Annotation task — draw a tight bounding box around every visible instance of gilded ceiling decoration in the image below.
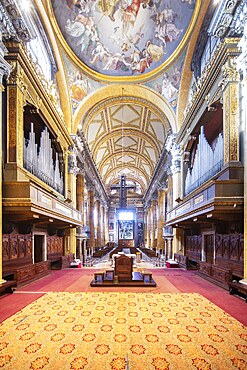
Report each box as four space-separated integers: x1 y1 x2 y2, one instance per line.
51 0 198 79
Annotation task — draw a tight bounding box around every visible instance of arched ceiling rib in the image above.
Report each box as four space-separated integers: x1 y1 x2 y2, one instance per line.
80 91 172 196
98 150 154 174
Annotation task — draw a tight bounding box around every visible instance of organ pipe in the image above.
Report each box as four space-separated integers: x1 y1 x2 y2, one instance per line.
185 126 223 195
23 122 64 194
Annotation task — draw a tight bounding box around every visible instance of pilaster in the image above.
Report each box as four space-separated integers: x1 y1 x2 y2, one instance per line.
87 185 95 251
144 208 148 247
157 186 166 251
67 146 79 207
76 169 85 225
6 59 25 170
101 205 105 246
171 144 182 207
104 206 109 244
147 205 151 248
151 197 157 248
95 199 101 248
221 57 240 163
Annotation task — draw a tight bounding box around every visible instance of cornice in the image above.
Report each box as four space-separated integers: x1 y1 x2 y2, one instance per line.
143 131 172 204
73 133 109 204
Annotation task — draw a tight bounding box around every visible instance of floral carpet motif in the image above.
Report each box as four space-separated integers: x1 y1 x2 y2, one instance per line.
0 292 246 369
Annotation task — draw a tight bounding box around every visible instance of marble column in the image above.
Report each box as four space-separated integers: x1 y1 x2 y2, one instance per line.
157 187 166 251
0 37 11 285
150 198 157 249
105 206 109 245
101 205 105 246
95 199 101 248
167 238 173 259
88 187 95 253
165 239 169 260
146 205 151 248
144 208 148 247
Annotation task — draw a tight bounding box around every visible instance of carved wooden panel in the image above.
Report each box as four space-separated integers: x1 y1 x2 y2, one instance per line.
229 234 239 260
14 264 36 284
199 261 212 276
14 261 51 285
47 236 63 254
185 235 201 261
2 235 10 261
215 234 222 258
2 234 32 261
211 266 232 284
35 261 51 274
222 235 230 259
239 235 244 261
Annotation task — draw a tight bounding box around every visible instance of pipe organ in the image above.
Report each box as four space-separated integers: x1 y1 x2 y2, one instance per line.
24 122 64 194
185 127 223 195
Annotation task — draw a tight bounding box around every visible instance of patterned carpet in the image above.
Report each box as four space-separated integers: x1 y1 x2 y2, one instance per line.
0 292 246 370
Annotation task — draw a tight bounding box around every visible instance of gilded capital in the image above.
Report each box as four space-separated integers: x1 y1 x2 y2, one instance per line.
221 58 240 90
7 60 26 92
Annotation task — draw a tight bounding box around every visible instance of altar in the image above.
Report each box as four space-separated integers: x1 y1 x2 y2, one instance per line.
90 254 156 287
111 253 137 267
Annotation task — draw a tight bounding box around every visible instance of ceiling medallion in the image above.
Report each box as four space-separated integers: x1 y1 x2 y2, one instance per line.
50 0 200 81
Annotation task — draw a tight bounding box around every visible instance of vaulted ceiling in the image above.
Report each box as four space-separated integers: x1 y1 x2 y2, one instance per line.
83 98 169 194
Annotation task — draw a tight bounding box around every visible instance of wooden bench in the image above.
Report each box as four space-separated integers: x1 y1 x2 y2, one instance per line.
229 281 247 302
0 280 16 295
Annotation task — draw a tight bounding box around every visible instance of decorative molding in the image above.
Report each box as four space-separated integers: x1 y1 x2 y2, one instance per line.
0 0 32 42
68 146 79 176
171 144 182 175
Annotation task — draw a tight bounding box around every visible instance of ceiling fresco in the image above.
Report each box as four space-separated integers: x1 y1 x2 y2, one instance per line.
52 0 196 78
145 49 186 112
62 52 104 111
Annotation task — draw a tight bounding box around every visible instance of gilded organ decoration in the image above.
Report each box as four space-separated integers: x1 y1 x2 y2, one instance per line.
51 0 197 78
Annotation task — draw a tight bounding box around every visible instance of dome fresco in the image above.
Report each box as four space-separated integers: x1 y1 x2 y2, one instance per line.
52 0 196 78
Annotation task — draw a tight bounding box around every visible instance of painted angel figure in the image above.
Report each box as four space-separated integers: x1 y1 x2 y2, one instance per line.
161 72 178 103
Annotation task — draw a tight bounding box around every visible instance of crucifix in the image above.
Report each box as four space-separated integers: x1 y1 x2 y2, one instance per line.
111 174 136 208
